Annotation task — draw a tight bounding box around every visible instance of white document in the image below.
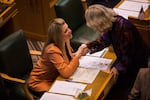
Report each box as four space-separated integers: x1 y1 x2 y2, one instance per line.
118 1 149 12
70 67 100 84
79 56 112 70
126 0 150 3
86 48 109 57
113 8 139 19
40 92 75 100
49 80 87 96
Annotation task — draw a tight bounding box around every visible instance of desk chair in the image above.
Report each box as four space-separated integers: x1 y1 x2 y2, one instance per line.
0 29 41 100
128 16 150 56
54 0 99 51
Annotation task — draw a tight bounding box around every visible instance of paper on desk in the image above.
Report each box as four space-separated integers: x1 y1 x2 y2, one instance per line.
49 80 87 96
118 0 149 12
113 8 139 19
40 92 75 100
79 56 112 70
70 67 100 84
126 0 150 3
86 48 108 57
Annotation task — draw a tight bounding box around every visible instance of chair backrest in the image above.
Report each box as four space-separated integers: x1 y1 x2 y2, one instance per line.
54 0 85 33
0 29 33 79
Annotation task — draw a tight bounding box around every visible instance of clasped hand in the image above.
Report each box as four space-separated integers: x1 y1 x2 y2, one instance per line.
74 44 89 57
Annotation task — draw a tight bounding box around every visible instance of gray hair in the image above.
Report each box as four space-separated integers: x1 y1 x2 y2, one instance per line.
85 4 117 33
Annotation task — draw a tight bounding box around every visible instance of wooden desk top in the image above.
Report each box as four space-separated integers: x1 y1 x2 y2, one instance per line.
0 2 18 28
0 0 14 5
56 47 117 100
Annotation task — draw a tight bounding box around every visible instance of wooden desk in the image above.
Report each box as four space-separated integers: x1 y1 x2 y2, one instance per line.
114 0 124 8
55 48 117 100
0 2 18 28
0 2 18 41
81 0 88 10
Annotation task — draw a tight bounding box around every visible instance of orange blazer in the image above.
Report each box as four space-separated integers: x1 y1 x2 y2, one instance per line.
28 44 79 92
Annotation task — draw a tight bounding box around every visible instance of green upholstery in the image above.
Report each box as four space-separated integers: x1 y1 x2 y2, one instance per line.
55 0 85 31
71 24 100 50
55 0 99 51
0 29 33 100
0 29 33 78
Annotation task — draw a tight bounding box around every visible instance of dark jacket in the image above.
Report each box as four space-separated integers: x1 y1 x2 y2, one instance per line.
128 68 150 100
87 15 148 74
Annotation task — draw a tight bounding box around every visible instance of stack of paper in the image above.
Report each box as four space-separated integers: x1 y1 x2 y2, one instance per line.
86 48 108 57
40 92 75 100
79 56 112 70
128 0 150 3
117 0 149 12
70 67 100 84
114 0 150 19
69 51 112 84
113 8 139 19
49 80 87 96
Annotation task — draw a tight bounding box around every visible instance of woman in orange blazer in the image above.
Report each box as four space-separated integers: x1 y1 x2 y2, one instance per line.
28 18 86 97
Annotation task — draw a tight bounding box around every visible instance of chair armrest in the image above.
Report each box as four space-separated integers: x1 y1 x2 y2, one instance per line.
0 72 35 100
23 83 34 100
0 72 25 84
29 50 42 56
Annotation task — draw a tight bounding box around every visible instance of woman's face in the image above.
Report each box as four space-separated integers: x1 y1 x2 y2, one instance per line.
61 23 72 41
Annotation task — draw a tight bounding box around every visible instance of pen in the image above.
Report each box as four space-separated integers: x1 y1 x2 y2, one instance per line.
65 80 77 83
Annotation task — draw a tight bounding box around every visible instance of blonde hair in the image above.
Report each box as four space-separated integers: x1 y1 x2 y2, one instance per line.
85 4 117 33
43 18 65 54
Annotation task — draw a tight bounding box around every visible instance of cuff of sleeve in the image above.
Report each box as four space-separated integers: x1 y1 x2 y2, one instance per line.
115 63 126 73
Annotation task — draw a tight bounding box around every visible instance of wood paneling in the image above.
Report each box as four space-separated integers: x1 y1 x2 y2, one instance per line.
13 0 57 41
128 16 150 56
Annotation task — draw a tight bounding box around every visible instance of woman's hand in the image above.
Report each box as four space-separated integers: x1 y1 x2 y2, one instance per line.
75 44 89 58
80 44 89 56
110 67 119 83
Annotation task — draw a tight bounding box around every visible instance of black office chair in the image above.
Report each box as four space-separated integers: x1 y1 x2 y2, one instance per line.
54 0 99 51
0 29 41 100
